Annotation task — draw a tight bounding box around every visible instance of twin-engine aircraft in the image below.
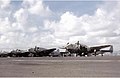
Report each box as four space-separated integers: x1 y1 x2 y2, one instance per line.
62 41 113 56
0 42 113 57
8 47 56 57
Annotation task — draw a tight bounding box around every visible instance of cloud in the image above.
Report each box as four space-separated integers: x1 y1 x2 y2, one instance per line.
14 8 28 25
0 0 10 9
0 0 53 50
23 0 52 16
44 2 120 50
0 1 120 51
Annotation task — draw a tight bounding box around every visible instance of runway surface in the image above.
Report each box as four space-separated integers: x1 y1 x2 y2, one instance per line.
0 56 120 77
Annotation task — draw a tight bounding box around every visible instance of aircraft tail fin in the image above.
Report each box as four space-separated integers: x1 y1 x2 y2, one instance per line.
110 45 113 53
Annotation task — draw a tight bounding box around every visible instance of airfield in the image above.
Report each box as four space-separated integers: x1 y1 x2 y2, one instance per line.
0 56 120 77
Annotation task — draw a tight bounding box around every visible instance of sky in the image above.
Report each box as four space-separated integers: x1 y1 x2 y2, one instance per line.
0 0 120 51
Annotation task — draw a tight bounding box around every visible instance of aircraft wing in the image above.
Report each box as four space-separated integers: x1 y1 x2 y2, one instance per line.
35 48 56 56
90 45 112 50
90 44 113 54
42 48 56 53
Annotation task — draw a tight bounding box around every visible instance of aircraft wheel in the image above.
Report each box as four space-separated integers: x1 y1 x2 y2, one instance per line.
101 54 103 56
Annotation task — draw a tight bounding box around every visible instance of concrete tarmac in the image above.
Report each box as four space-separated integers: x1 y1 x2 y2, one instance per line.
0 56 120 77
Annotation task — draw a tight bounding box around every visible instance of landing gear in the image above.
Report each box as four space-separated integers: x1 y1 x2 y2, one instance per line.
94 52 97 56
101 53 103 56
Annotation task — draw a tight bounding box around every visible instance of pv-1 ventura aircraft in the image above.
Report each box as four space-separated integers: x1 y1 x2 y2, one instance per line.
8 46 56 57
32 46 56 57
61 41 113 56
